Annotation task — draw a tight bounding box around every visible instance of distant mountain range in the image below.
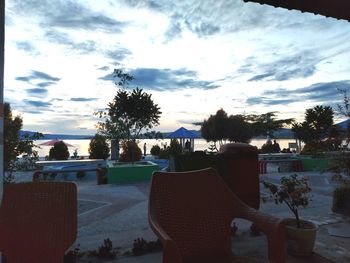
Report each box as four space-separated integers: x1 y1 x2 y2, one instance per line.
20 131 93 140
20 128 294 140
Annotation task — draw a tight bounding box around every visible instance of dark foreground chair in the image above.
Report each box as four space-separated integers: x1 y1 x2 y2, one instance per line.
0 182 77 263
149 168 285 263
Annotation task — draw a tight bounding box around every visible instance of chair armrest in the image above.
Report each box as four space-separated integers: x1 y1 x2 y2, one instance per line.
236 207 286 263
148 211 182 263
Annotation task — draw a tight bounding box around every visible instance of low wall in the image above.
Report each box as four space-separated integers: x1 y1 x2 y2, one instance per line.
107 161 160 184
295 156 332 171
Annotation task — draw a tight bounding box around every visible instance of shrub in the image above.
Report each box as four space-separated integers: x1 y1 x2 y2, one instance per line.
260 143 275 154
332 183 350 215
88 238 118 260
150 145 161 156
158 148 170 159
49 141 70 160
76 171 85 180
132 238 162 256
89 134 110 159
119 140 142 162
168 139 182 156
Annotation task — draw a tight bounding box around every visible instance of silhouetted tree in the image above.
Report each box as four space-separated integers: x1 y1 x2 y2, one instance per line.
49 141 70 160
227 115 253 143
201 109 253 149
246 112 293 138
4 103 42 183
292 105 334 144
97 69 161 162
89 134 110 160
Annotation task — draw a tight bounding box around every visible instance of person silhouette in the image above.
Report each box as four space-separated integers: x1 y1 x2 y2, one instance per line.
273 140 281 153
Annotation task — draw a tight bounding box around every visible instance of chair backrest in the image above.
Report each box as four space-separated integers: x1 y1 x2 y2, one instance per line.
0 182 77 263
149 168 236 261
169 143 260 210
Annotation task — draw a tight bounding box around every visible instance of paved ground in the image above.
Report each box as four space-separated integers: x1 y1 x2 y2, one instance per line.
13 169 350 262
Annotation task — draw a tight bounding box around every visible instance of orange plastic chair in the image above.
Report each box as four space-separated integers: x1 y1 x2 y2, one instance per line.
149 168 285 263
0 182 77 263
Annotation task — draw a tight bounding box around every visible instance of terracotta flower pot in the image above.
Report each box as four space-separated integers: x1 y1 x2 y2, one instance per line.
283 218 317 256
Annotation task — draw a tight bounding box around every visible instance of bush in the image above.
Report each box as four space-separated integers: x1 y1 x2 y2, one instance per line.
332 183 350 215
150 145 161 156
89 134 110 159
119 140 142 162
158 148 170 159
260 143 275 154
301 141 339 155
49 141 70 160
88 238 118 260
168 139 182 156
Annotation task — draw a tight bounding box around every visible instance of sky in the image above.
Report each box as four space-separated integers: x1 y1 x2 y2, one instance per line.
4 0 350 135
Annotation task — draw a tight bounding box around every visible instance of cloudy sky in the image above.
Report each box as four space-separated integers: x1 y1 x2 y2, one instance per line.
4 0 350 135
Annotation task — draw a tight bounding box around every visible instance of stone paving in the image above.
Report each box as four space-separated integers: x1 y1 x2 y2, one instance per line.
12 169 350 262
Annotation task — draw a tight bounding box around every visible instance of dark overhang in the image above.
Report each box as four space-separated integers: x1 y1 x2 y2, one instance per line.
243 0 350 22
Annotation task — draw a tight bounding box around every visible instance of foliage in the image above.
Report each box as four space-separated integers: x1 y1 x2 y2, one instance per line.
292 105 334 145
150 145 161 156
105 87 161 140
227 115 253 143
158 148 170 159
96 70 161 162
76 171 85 180
263 174 312 228
336 89 350 147
97 70 161 141
328 151 350 180
332 183 350 215
201 109 253 147
246 112 293 138
49 141 70 160
260 142 275 154
88 134 110 159
144 131 163 139
88 238 118 260
64 245 83 263
132 238 162 256
4 103 42 182
168 139 183 156
119 140 142 162
301 140 340 155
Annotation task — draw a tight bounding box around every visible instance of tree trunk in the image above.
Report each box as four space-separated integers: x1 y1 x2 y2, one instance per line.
110 139 119 160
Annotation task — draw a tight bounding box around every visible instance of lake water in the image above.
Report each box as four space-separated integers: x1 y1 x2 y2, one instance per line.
35 138 298 158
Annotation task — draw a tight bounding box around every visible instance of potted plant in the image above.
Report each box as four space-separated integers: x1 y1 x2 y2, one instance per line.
263 174 316 256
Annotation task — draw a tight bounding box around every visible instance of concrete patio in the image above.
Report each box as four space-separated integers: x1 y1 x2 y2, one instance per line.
14 169 350 262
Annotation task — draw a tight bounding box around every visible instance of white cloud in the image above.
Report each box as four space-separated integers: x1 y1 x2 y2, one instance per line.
4 0 350 134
